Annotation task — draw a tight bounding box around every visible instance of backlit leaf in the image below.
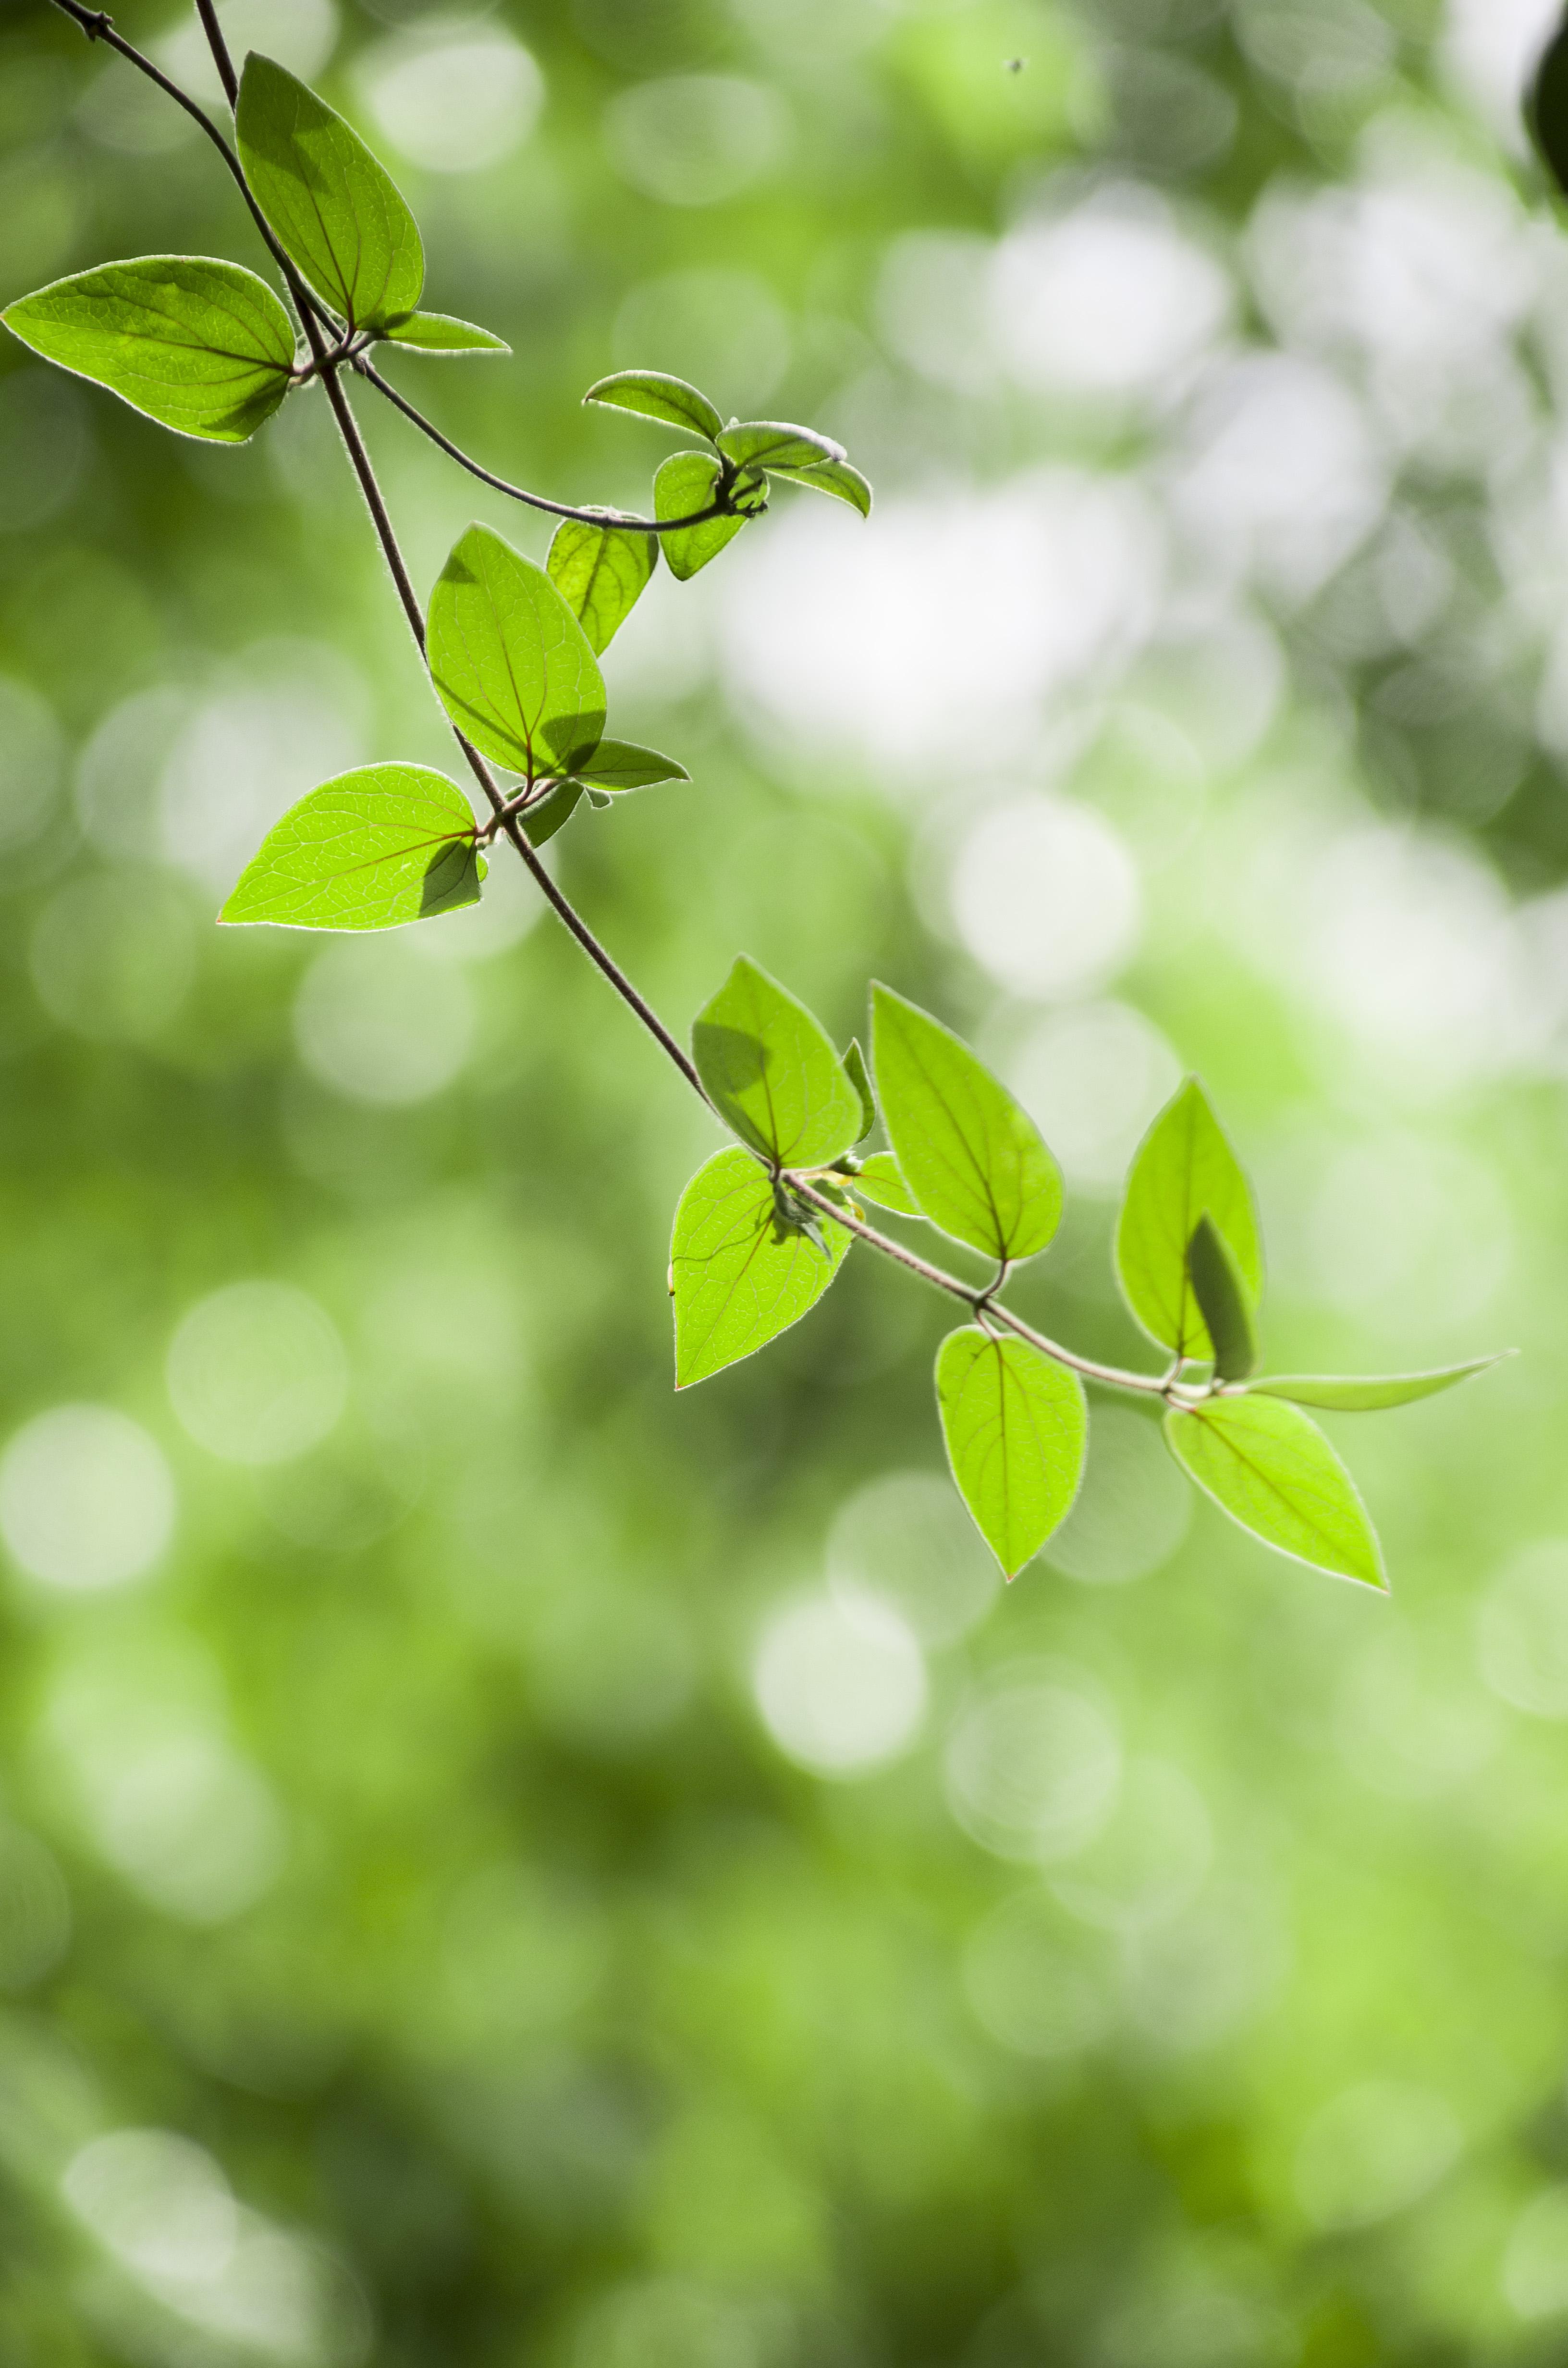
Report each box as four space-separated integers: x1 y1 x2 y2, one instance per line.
767 456 872 517
843 1039 875 1143
692 957 862 1170
517 779 582 847
1164 1395 1385 1588
1249 1357 1509 1412
219 764 483 929
851 1153 922 1217
379 311 509 353
567 740 687 792
654 450 752 581
236 54 423 330
1187 1213 1258 1381
546 516 657 654
584 369 723 442
1116 1078 1262 1361
2 256 294 444
428 524 606 780
871 983 1062 1262
936 1327 1087 1579
715 420 846 472
671 1147 850 1387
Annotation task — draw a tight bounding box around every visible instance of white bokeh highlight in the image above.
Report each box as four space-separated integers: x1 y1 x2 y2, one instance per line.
753 1594 926 1779
0 1406 174 1592
167 1281 348 1467
356 23 542 174
951 797 1142 1000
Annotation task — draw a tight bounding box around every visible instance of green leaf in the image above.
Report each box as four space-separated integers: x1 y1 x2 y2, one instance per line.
671 1147 850 1387
379 311 509 354
870 983 1062 1263
219 764 483 930
428 524 606 781
546 517 657 654
1187 1213 1258 1382
566 740 688 793
692 957 863 1171
236 53 422 331
1249 1356 1510 1412
936 1328 1087 1580
715 420 846 472
2 256 294 444
851 1153 922 1217
584 369 723 442
843 1039 875 1143
1116 1077 1262 1362
654 451 753 581
1530 13 1568 201
517 779 583 847
767 456 873 517
1164 1396 1385 1589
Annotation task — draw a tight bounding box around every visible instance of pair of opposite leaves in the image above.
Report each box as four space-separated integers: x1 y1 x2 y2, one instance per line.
1 53 869 534
671 959 1503 1586
1 56 506 448
221 521 690 930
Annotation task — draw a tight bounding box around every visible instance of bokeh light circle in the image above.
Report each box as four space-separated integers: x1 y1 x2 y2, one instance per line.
0 1406 175 1591
166 1282 348 1467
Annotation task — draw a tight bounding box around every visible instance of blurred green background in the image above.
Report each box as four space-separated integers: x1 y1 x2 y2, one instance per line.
5 0 1568 2357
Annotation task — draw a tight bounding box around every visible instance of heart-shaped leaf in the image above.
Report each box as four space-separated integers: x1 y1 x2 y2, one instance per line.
237 53 423 331
3 256 294 444
693 957 862 1171
220 764 483 929
671 1148 850 1386
871 983 1062 1262
546 516 657 654
584 369 723 442
937 1327 1087 1579
428 524 606 781
1164 1395 1385 1588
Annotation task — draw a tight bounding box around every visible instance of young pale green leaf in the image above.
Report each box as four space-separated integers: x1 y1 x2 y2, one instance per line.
714 420 846 472
2 256 294 444
1116 1077 1262 1361
1249 1356 1510 1412
237 54 421 330
567 740 688 792
766 456 873 517
584 369 723 442
654 451 751 581
1530 12 1568 201
692 957 862 1170
843 1039 875 1143
1187 1213 1258 1382
871 984 1062 1262
546 517 657 654
219 764 483 929
1164 1395 1385 1589
851 1153 922 1217
936 1328 1087 1579
671 1147 850 1387
379 310 509 354
428 525 606 780
519 779 582 847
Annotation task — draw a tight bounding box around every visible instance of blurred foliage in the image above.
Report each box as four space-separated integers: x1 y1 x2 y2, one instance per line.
3 0 1568 2360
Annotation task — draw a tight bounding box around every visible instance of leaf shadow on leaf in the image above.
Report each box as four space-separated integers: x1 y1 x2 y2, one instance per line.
419 837 482 917
692 1022 770 1102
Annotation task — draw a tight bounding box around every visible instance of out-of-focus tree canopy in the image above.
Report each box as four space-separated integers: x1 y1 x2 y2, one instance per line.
3 0 1568 2359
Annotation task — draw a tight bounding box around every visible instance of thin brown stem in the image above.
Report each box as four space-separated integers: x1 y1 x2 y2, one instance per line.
61 0 1176 1403
787 1182 1180 1400
353 358 735 536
